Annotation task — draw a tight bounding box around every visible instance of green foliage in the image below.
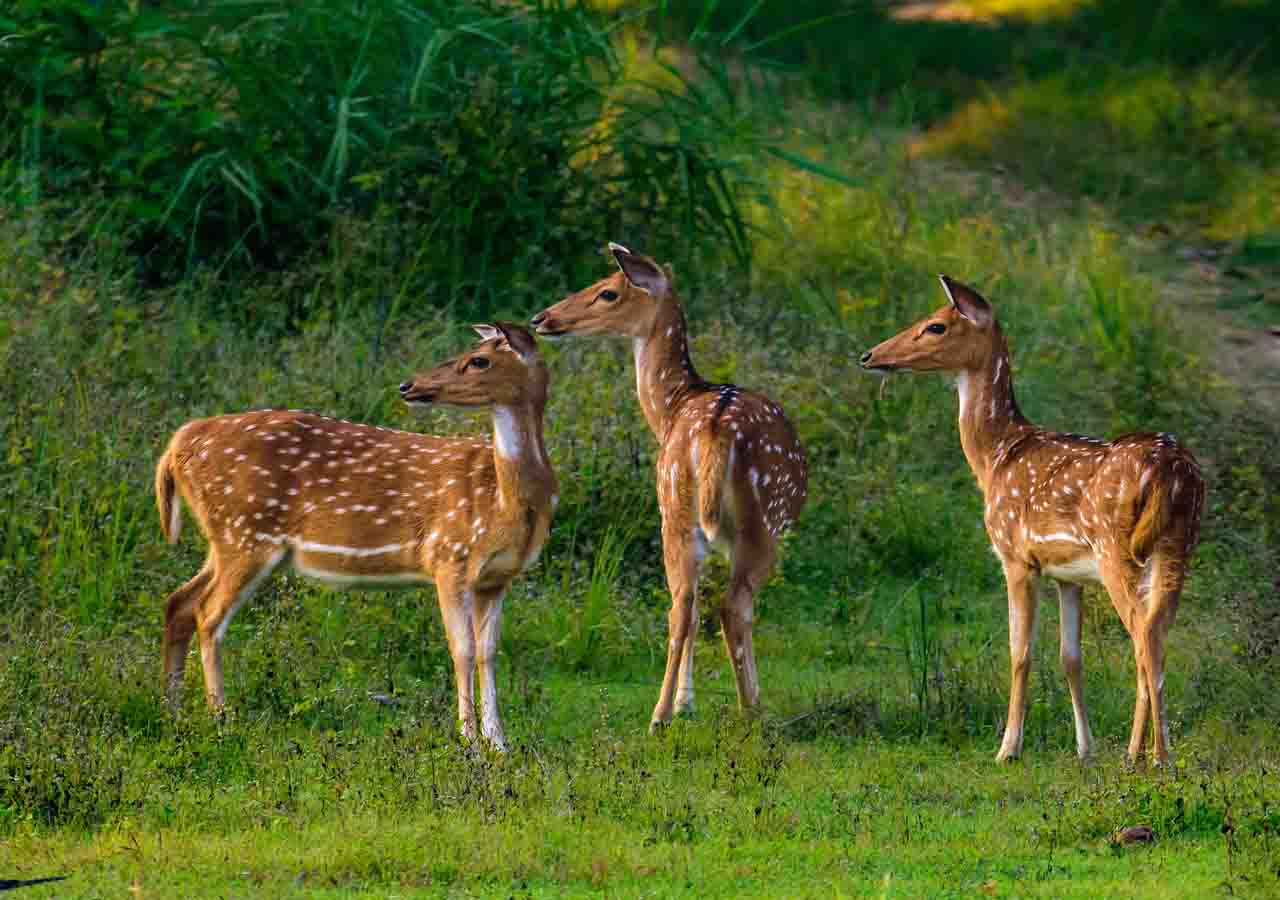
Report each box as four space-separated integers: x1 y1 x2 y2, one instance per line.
657 0 1280 109
558 522 638 672
2 2 1280 895
0 0 756 318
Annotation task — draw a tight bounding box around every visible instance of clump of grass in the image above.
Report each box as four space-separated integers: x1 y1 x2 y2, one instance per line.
0 0 759 320
559 523 637 673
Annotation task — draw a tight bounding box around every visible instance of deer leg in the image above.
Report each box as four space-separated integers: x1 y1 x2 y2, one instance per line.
996 561 1037 762
1056 581 1093 759
1099 563 1150 762
471 586 507 752
196 550 285 712
674 593 698 716
1140 617 1171 767
721 525 775 715
437 573 479 746
1128 658 1152 763
1141 555 1184 766
163 560 215 708
651 526 699 732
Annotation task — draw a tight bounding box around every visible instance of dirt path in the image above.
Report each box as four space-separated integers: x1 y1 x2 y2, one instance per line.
1162 245 1280 416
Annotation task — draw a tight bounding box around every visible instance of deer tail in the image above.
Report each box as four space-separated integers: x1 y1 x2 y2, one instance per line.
696 431 732 543
1129 488 1169 564
156 439 183 545
1129 454 1201 563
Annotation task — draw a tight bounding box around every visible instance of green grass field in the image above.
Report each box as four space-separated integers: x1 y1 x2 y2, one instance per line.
2 1 1279 896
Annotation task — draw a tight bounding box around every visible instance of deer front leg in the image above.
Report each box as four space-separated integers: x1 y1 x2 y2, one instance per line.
471 586 508 752
651 524 700 732
436 572 479 746
1056 581 1093 759
996 560 1037 762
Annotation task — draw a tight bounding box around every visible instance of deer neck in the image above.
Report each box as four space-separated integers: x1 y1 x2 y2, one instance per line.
491 402 556 514
632 299 705 439
956 332 1028 495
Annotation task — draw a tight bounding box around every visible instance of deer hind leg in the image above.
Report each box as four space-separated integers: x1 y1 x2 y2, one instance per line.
1139 553 1185 766
163 559 215 708
1099 561 1149 762
674 592 698 716
195 549 286 712
721 519 775 716
651 522 700 732
437 572 479 746
1056 581 1094 759
1128 659 1152 763
997 561 1037 762
471 586 507 752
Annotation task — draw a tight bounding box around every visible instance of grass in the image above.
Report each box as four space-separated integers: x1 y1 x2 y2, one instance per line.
0 0 761 314
2 1 1280 896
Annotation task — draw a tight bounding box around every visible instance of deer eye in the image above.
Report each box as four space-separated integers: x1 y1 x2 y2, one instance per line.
925 322 947 335
469 356 491 370
599 289 618 302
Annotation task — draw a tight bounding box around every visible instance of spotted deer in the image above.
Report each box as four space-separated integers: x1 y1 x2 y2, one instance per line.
154 322 556 751
861 277 1204 764
532 243 807 730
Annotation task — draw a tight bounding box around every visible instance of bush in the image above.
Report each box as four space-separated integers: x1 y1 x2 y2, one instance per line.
0 0 755 318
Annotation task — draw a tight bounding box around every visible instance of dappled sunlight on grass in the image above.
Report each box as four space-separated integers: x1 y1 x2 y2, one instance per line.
912 67 1280 242
1209 169 1280 242
965 0 1090 18
894 0 1090 23
574 26 689 172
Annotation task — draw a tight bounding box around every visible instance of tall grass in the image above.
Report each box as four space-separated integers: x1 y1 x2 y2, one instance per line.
0 0 761 318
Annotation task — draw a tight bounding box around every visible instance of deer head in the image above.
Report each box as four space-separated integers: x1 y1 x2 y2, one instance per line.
400 321 546 409
859 276 998 374
531 243 675 339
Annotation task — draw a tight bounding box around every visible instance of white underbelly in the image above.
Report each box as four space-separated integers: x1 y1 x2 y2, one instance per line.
1043 555 1101 584
292 555 432 590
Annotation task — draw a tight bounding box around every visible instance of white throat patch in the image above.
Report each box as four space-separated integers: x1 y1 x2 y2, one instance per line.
956 371 974 420
493 407 524 459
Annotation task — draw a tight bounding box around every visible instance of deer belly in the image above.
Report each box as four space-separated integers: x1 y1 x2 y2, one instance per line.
482 547 523 582
1042 555 1101 584
290 541 429 589
481 532 547 583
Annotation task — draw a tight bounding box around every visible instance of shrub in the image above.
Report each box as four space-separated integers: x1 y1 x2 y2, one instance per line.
0 0 755 318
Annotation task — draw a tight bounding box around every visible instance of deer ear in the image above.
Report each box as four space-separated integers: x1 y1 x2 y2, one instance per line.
472 323 504 342
609 242 668 297
939 275 993 328
493 321 539 361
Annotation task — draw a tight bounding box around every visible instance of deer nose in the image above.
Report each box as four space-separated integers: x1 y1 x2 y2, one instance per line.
398 380 413 395
530 311 546 328
859 350 873 365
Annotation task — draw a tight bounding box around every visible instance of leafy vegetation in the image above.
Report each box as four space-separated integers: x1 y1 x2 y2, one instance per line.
0 0 755 316
2 1 1279 896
